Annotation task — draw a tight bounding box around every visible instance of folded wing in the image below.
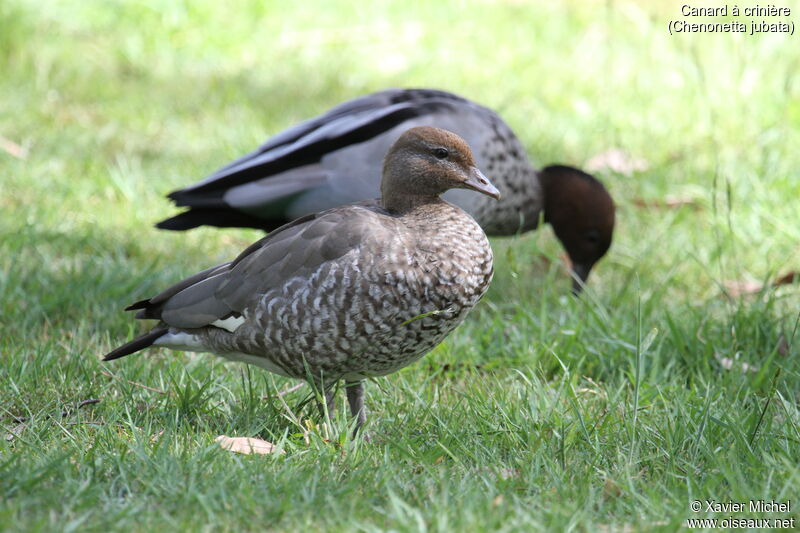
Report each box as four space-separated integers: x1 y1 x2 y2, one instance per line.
140 205 391 329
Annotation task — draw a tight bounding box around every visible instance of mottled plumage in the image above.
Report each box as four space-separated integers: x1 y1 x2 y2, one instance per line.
104 127 499 430
157 88 615 290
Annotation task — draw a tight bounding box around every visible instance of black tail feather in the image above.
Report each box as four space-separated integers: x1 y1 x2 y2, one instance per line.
156 208 288 232
103 328 169 361
125 299 151 311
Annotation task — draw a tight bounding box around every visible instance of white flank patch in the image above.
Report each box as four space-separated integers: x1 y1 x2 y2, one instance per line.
211 315 246 332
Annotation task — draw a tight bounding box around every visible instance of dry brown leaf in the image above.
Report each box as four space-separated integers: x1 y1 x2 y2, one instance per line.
773 271 798 287
0 136 27 159
724 271 799 296
585 148 649 176
632 195 701 210
215 435 284 455
723 279 765 296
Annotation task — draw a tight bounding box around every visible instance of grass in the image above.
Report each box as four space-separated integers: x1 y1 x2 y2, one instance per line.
1 0 799 530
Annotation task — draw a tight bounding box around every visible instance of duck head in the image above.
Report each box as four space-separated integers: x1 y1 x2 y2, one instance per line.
381 126 501 212
539 165 615 294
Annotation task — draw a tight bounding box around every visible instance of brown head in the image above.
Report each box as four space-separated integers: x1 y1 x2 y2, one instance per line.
381 126 501 212
539 165 615 293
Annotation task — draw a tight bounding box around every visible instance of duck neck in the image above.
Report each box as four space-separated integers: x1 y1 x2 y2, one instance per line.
381 194 443 214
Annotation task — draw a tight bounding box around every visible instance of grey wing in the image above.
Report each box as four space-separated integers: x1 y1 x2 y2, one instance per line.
165 89 475 209
134 205 391 330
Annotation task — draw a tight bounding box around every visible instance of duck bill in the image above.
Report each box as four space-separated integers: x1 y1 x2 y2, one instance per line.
463 167 501 200
571 262 593 295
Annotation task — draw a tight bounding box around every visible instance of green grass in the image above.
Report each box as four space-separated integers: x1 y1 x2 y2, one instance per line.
2 0 799 530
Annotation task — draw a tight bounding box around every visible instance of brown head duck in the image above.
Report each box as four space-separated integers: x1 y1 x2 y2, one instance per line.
104 126 499 431
157 88 615 291
539 165 615 293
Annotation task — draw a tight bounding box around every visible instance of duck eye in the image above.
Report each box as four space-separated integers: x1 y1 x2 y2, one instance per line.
585 230 599 243
433 148 449 159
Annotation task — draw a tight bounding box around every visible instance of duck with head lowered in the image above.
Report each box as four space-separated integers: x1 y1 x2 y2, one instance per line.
105 127 499 431
157 88 615 293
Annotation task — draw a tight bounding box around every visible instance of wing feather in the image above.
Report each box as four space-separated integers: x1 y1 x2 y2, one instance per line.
168 89 470 202
134 204 392 330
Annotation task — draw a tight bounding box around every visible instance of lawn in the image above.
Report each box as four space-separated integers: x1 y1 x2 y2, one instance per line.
1 0 799 531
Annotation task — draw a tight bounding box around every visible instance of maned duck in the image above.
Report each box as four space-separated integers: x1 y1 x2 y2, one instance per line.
105 127 499 431
157 88 614 292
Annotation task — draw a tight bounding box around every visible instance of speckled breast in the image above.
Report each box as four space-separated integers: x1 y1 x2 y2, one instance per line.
203 205 494 383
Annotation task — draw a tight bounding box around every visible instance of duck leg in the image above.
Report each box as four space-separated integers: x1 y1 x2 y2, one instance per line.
315 385 336 421
345 380 366 431
325 388 336 417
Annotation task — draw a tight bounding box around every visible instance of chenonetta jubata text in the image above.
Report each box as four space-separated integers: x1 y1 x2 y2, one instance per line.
105 127 499 430
157 88 615 292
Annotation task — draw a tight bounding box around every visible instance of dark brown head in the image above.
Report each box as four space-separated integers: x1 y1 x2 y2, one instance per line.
381 126 500 212
539 165 615 293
